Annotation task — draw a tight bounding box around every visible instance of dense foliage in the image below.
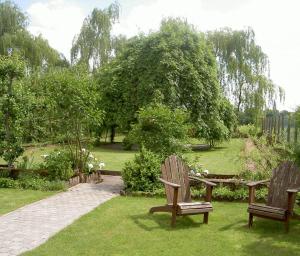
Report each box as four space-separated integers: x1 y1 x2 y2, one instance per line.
98 18 234 144
128 103 189 158
0 54 25 166
207 27 284 124
71 2 120 70
39 150 73 181
0 1 290 192
0 177 66 191
122 147 162 192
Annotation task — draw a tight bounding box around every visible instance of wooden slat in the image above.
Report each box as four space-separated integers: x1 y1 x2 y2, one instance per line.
161 162 173 204
169 155 183 202
267 162 300 209
176 156 185 202
179 207 213 215
249 204 286 215
182 161 192 202
248 209 285 220
177 202 212 209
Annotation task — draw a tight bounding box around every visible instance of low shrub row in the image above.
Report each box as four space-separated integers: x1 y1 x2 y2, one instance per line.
122 186 269 202
0 177 66 191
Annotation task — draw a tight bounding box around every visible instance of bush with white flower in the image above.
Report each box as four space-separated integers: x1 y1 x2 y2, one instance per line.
187 156 209 178
78 148 105 173
40 150 73 181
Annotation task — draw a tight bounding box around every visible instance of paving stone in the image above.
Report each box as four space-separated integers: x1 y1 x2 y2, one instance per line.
0 175 123 256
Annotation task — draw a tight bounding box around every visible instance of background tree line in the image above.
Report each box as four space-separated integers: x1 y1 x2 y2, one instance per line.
0 1 284 166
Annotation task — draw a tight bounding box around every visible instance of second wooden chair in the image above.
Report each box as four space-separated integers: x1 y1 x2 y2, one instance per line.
149 155 216 227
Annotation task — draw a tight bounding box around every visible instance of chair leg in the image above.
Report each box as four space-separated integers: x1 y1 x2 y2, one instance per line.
203 213 209 224
171 209 177 227
248 213 253 228
285 219 290 233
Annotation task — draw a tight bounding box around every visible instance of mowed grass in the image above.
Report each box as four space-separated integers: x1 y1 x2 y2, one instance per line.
1 138 245 174
0 189 56 215
24 196 300 256
17 145 137 171
186 138 245 174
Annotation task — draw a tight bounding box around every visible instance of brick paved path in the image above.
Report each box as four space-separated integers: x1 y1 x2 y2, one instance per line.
0 175 123 256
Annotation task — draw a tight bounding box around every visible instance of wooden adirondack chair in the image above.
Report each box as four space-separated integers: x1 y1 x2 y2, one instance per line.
149 155 216 227
247 161 300 232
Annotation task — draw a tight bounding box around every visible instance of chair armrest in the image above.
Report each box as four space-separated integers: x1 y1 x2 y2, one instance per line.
287 188 300 193
247 179 270 187
189 176 216 202
247 179 269 204
159 178 180 188
188 176 216 187
286 188 300 214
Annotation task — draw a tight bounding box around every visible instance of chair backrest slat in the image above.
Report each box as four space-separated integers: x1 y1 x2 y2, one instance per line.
267 161 300 209
161 155 192 204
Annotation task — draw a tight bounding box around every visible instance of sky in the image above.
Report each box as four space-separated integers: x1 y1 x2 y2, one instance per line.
15 0 300 111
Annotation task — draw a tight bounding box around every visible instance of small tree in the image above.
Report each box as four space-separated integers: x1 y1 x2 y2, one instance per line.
0 55 25 167
128 103 190 158
40 65 103 173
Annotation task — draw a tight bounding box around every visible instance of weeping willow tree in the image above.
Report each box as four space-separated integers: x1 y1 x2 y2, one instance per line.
207 27 284 123
71 2 120 70
0 1 68 69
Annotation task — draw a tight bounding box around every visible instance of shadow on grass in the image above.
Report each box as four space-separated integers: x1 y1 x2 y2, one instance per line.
130 213 205 231
221 217 300 256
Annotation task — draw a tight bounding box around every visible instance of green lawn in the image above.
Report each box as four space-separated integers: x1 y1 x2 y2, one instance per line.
0 189 56 215
186 138 245 174
17 145 137 171
24 196 300 256
1 138 245 174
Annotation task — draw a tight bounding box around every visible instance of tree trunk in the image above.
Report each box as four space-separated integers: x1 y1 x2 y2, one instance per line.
110 125 116 143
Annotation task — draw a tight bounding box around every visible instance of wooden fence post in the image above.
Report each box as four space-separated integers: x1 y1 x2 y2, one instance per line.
287 113 291 143
277 114 281 142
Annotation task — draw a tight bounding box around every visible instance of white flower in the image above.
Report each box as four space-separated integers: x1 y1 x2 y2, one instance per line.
41 154 49 159
88 153 94 159
81 148 86 153
87 163 94 171
99 162 105 169
196 173 201 177
203 169 209 175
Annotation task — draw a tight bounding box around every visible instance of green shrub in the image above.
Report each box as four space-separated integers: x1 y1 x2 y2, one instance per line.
40 150 73 180
0 178 19 188
0 176 66 191
239 169 271 181
125 185 268 202
237 124 258 138
122 136 134 150
16 154 35 170
129 103 189 158
212 186 267 201
293 144 300 167
122 147 162 192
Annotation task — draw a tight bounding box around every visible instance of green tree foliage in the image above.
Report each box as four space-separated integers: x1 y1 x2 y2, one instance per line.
129 103 190 158
71 2 120 70
0 1 68 69
295 106 300 128
0 54 25 166
34 66 103 172
98 18 233 144
207 27 283 123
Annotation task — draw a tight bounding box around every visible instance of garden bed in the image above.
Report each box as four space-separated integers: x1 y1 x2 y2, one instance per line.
68 172 102 187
